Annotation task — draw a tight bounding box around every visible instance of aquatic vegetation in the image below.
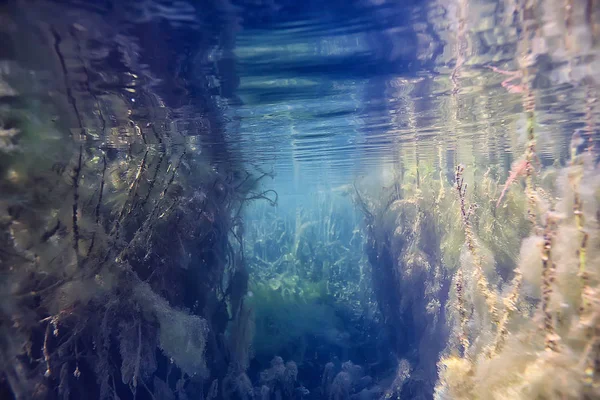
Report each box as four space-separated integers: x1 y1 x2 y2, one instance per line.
352 130 599 399
2 0 600 399
243 194 376 357
353 128 557 398
0 11 277 400
236 194 393 398
0 125 266 399
258 356 298 399
320 360 376 400
355 167 455 398
496 158 531 208
436 147 600 399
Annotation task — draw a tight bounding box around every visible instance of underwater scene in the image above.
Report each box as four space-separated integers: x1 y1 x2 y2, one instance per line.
1 0 600 399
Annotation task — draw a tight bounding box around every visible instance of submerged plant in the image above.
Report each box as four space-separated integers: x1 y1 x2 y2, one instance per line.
436 145 600 399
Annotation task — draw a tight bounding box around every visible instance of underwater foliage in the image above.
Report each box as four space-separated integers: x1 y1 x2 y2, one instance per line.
355 166 453 399
436 147 600 400
354 123 599 399
0 113 267 399
0 4 273 399
2 0 600 400
243 195 377 361
237 194 393 399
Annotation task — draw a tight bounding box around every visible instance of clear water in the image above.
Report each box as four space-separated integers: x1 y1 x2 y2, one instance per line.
1 0 599 399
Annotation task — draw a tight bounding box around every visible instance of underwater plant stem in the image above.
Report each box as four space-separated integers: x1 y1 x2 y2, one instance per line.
87 154 107 257
455 165 499 324
456 269 470 355
43 323 52 377
524 111 537 228
161 151 185 199
569 137 597 387
491 268 522 355
72 145 82 266
541 219 559 351
570 141 591 318
140 152 165 209
96 155 107 225
519 0 539 230
575 193 589 280
125 151 149 218
567 131 595 344
113 150 148 240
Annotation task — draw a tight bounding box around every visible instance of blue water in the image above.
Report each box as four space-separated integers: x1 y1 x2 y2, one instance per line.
1 0 599 399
